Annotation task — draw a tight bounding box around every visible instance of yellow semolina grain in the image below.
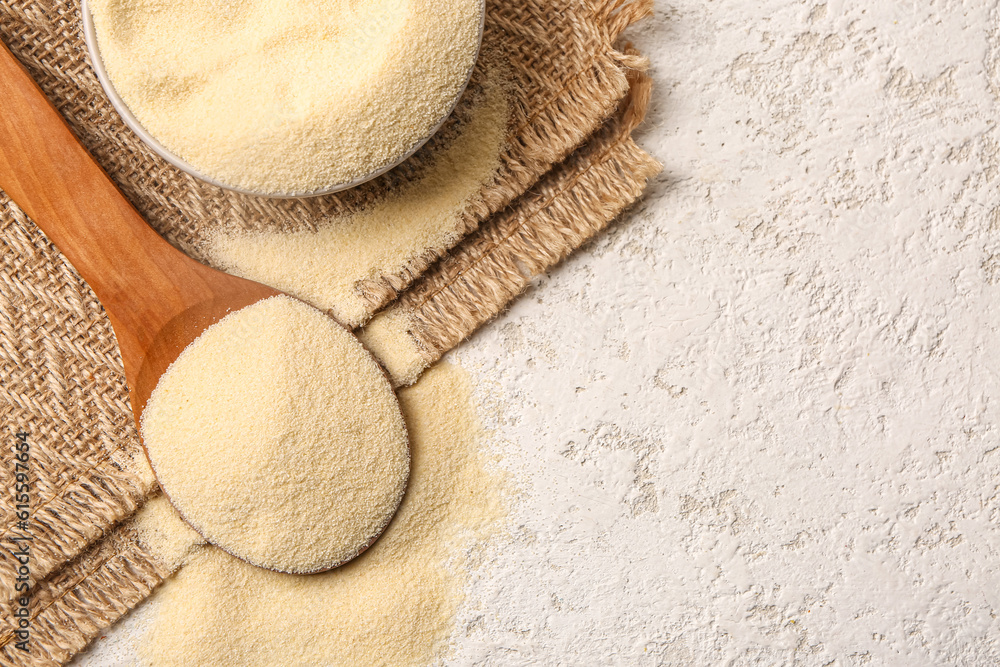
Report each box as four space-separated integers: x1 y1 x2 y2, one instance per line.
140 295 409 573
133 495 206 573
140 362 506 666
357 308 426 387
206 70 509 328
88 0 483 194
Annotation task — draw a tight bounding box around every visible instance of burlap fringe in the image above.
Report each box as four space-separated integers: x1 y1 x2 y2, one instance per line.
0 525 166 667
0 458 153 601
352 0 654 313
390 64 660 370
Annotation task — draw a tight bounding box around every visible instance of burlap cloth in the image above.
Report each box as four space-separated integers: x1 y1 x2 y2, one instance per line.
0 0 660 663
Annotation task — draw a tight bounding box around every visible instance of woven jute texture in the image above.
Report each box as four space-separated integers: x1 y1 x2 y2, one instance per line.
0 0 659 663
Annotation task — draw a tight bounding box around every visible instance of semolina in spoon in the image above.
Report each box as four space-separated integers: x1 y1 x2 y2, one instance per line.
0 42 409 574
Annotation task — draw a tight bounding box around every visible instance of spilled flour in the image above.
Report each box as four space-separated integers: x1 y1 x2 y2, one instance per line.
358 309 427 386
136 363 506 666
207 71 509 328
89 0 483 194
133 495 205 573
141 296 409 573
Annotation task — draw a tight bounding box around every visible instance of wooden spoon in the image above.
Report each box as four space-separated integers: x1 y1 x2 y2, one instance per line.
0 43 281 428
0 43 403 573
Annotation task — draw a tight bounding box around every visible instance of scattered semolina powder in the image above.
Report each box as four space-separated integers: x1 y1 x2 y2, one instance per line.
207 69 509 327
88 0 484 194
139 362 506 666
357 308 426 386
133 495 206 572
140 295 409 573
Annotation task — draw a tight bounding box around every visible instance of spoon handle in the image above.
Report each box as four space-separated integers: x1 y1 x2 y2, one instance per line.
0 42 216 373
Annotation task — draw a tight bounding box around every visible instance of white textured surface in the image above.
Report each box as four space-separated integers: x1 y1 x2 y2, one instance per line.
451 2 1000 664
78 2 1000 664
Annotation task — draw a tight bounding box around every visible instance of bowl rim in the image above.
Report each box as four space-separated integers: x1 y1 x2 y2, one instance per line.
80 0 485 199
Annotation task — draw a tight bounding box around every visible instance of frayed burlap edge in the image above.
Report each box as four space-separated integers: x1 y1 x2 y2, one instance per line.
368 63 660 381
0 455 154 602
352 0 654 313
0 62 659 665
0 520 167 667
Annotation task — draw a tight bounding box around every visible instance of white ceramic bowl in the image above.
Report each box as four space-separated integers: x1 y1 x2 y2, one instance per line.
80 0 484 198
